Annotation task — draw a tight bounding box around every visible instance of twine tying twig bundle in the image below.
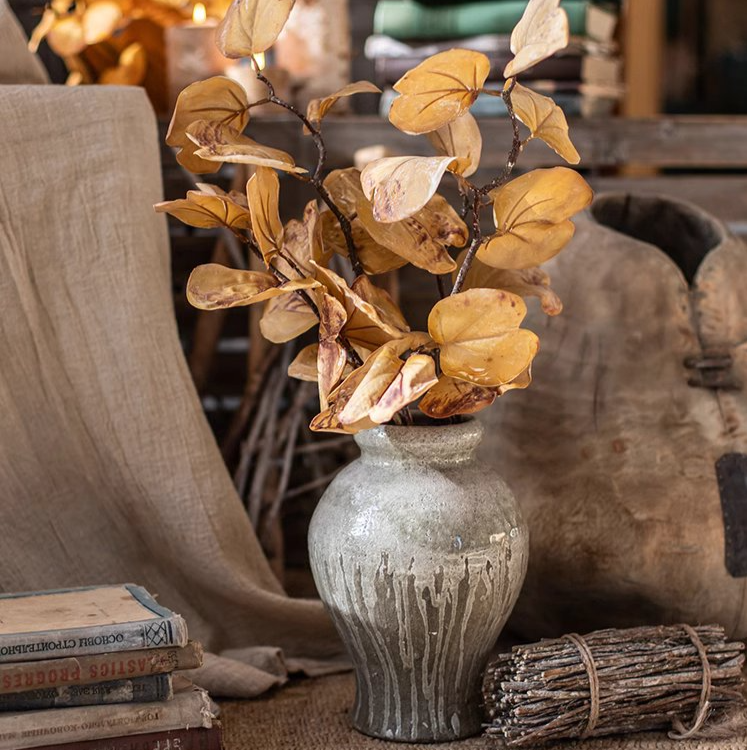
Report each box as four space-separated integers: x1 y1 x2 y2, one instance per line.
484 625 745 746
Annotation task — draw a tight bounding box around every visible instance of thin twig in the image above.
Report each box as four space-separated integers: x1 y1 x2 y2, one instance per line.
251 59 364 277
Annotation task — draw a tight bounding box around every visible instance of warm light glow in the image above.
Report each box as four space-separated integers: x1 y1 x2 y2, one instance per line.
192 2 207 24
254 52 266 71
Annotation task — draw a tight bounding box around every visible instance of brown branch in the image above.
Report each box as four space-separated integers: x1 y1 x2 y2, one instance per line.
451 80 524 295
251 58 364 277
478 79 522 196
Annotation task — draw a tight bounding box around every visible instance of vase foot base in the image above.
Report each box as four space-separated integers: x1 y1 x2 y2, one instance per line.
351 714 482 744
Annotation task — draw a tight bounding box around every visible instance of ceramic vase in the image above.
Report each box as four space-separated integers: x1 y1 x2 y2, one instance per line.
308 420 528 742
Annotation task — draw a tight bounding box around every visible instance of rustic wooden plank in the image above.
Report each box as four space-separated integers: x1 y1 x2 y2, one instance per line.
244 115 747 169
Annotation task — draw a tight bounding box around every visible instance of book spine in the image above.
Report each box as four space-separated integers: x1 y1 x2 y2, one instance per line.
0 675 172 712
0 642 203 696
0 687 214 750
27 727 222 750
373 0 590 40
0 615 189 664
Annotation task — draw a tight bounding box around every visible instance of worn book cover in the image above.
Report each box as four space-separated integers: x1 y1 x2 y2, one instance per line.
0 585 188 663
30 727 223 750
0 674 172 712
0 684 215 750
0 642 203 696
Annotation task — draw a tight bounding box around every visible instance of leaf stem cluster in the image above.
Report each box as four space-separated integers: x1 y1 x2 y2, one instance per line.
451 81 522 295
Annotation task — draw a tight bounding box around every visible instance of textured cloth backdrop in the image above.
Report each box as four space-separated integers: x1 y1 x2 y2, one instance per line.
0 0 50 85
0 84 346 697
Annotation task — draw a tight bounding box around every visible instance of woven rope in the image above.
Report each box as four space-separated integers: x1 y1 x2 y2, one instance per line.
565 632 601 738
668 624 713 740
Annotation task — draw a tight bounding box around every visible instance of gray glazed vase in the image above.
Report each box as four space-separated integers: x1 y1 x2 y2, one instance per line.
308 420 528 742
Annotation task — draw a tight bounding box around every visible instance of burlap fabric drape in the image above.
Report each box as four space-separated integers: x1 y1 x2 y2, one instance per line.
0 0 50 85
0 84 346 697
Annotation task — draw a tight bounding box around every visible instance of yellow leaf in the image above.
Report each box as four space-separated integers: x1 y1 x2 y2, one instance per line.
361 155 456 223
478 167 592 269
186 264 317 310
323 167 366 215
419 375 497 419
186 120 306 173
288 344 319 382
246 166 284 265
504 0 569 79
166 77 249 174
28 8 57 53
82 0 121 44
496 365 533 395
312 263 407 351
306 81 381 126
428 288 539 387
509 81 579 165
99 42 147 86
216 0 295 58
321 213 407 276
426 111 482 178
357 199 457 275
389 49 491 135
154 188 252 230
459 254 563 315
416 193 469 249
47 16 86 57
318 293 348 409
368 354 438 424
309 335 431 433
351 276 409 332
260 291 317 343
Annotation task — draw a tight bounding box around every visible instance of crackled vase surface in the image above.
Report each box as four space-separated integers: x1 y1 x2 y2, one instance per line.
308 421 528 742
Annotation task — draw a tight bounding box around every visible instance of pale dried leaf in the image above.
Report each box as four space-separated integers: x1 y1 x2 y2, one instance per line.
154 188 252 230
351 276 409 332
426 112 482 178
323 167 366 215
307 81 381 125
318 293 348 409
28 8 57 53
459 255 563 315
166 78 249 174
504 0 569 78
390 49 491 134
260 292 317 343
361 155 456 223
216 0 295 58
288 344 319 382
509 81 579 164
98 42 146 86
321 213 407 275
357 199 457 275
82 0 121 44
187 120 306 173
246 166 284 264
368 354 438 423
428 288 539 386
47 16 86 56
419 375 497 418
187 264 317 310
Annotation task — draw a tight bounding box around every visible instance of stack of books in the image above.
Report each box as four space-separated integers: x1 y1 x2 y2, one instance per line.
0 585 220 750
368 0 624 118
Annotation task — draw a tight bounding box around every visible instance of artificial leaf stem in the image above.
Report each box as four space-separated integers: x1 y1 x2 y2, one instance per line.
451 80 523 295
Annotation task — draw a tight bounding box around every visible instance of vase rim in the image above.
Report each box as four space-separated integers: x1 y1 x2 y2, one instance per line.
353 418 483 462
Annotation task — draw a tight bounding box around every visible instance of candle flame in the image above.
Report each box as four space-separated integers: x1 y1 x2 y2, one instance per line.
192 2 207 24
254 52 266 71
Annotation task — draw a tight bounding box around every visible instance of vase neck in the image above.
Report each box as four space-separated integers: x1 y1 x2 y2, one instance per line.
353 421 483 467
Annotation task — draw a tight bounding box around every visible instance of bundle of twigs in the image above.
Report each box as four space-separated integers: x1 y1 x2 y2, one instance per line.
485 625 745 746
